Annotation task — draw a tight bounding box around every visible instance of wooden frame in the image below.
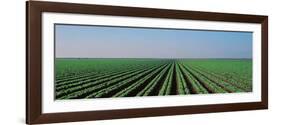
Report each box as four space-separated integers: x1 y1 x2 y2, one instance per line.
26 1 268 124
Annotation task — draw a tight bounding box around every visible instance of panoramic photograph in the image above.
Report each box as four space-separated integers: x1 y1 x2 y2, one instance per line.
55 24 253 100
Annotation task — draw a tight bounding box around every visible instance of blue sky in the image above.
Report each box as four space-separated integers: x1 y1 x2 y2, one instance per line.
55 24 252 59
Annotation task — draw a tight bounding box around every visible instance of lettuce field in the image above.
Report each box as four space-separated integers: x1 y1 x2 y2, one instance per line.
55 59 252 100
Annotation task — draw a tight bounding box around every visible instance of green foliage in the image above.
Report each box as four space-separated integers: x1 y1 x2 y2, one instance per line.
55 58 252 100
178 63 208 94
137 64 171 96
180 59 252 92
158 63 174 96
175 64 190 95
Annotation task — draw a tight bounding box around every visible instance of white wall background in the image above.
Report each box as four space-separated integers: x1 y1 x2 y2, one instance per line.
0 0 279 124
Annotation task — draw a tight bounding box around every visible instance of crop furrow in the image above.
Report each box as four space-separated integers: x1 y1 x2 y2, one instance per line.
180 63 227 93
178 63 209 94
55 65 152 91
137 63 171 96
110 64 168 97
56 64 151 87
56 64 161 99
175 62 191 95
56 63 146 83
159 62 174 95
187 65 244 93
191 65 250 92
59 64 165 99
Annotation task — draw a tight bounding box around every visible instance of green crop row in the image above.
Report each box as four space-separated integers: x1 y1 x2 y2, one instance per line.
158 62 174 95
55 59 252 99
187 65 244 93
137 63 171 96
88 64 168 98
112 64 168 97
175 63 190 95
57 64 162 99
178 63 208 94
55 63 156 90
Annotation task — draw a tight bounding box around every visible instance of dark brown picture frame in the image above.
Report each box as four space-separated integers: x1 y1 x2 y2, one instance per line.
26 1 268 124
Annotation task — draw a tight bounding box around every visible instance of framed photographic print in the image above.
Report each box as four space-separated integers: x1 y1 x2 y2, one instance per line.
26 1 268 124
